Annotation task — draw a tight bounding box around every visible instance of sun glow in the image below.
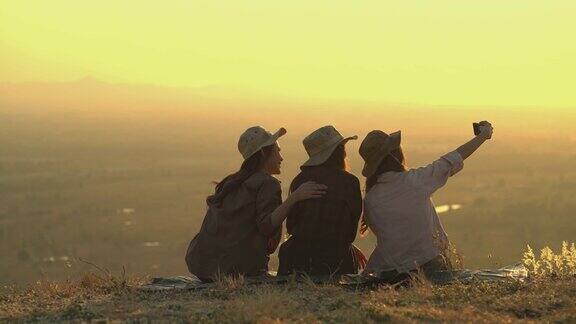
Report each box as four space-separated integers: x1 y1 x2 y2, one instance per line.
1 0 575 107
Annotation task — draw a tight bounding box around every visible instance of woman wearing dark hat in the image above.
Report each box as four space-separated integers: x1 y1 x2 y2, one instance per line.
185 126 326 282
359 121 494 283
278 126 365 277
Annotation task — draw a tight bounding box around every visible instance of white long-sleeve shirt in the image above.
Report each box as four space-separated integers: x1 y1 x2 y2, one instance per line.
363 151 464 274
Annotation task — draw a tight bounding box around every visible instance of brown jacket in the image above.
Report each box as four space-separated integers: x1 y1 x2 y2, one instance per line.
278 166 362 276
185 171 282 280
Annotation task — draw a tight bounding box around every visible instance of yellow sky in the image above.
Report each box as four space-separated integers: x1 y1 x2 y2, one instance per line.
1 0 575 107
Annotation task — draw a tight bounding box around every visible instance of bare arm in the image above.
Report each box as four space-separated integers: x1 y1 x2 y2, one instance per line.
456 121 493 160
269 181 326 227
456 135 487 160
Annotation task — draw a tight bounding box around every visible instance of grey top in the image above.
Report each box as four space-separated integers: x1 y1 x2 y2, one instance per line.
185 171 282 279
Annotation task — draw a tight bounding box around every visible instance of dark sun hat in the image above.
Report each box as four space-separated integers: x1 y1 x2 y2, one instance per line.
302 126 357 167
359 130 402 177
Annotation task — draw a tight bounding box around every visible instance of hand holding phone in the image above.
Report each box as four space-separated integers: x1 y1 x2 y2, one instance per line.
473 121 493 139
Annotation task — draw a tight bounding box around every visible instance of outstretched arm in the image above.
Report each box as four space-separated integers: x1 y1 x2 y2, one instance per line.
456 121 494 160
407 121 493 195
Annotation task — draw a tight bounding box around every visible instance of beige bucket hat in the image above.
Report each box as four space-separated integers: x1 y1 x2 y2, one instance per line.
238 126 287 160
302 126 358 167
359 130 402 177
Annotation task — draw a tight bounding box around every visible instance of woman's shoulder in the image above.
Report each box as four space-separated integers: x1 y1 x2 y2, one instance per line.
322 168 361 193
289 171 306 191
244 171 281 191
337 169 360 185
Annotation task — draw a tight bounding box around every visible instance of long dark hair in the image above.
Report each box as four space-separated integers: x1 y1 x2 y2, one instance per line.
321 143 347 170
365 147 407 194
206 145 274 207
360 147 407 235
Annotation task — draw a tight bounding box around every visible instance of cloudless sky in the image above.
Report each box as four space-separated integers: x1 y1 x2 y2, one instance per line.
1 0 575 107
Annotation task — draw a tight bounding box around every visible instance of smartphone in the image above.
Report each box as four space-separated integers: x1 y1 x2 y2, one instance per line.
473 122 481 136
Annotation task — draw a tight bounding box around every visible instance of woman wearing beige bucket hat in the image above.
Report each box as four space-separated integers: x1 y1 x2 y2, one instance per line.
278 125 366 276
359 121 494 284
185 126 327 282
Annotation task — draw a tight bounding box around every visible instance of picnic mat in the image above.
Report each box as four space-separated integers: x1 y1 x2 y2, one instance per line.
339 263 528 286
139 263 528 292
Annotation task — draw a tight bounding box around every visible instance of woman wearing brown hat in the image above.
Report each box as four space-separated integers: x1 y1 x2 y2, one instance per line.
359 121 494 283
185 126 326 282
277 126 364 277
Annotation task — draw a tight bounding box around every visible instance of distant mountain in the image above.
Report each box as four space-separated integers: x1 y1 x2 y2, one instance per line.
1 78 572 140
0 77 279 117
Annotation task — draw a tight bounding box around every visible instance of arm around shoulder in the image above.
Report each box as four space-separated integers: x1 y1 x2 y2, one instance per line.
268 180 327 228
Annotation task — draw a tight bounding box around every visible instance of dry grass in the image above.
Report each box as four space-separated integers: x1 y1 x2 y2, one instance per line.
2 244 576 322
2 273 576 323
523 241 576 278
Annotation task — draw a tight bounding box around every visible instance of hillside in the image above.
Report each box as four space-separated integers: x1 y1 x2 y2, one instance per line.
2 273 576 322
2 243 576 322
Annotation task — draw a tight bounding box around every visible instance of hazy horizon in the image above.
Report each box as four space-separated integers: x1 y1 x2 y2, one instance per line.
1 77 575 285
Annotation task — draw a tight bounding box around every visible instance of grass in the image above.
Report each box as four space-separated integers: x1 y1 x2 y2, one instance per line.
523 241 576 278
2 274 576 322
2 244 576 323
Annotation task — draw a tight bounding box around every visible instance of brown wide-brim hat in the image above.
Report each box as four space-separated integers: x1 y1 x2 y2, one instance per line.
359 130 402 177
238 126 287 160
302 125 358 167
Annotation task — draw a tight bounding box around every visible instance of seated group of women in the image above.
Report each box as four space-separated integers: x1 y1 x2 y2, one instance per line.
185 122 493 282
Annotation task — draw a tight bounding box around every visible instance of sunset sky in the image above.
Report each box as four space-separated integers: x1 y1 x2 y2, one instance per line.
1 0 575 107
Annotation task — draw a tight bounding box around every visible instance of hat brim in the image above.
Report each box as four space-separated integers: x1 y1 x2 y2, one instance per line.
361 131 402 178
262 127 287 147
301 135 358 167
244 127 287 160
